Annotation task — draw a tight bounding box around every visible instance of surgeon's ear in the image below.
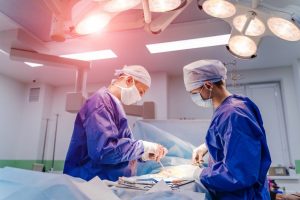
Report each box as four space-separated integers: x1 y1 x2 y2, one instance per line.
204 81 213 90
125 76 134 87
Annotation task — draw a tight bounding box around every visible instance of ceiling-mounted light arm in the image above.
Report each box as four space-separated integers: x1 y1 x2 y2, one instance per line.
241 11 256 35
50 15 66 42
75 69 88 95
9 48 90 94
43 0 80 41
9 48 91 113
146 0 190 34
251 0 259 9
142 0 152 24
9 48 90 70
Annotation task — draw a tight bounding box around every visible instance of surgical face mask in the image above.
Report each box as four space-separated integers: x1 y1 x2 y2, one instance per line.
116 82 141 105
190 87 212 108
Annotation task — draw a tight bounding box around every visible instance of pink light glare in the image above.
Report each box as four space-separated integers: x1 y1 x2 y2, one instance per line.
75 13 111 35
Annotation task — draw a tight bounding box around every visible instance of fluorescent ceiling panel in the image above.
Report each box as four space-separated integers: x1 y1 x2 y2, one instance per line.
24 62 44 67
60 50 117 61
0 49 9 56
146 34 231 53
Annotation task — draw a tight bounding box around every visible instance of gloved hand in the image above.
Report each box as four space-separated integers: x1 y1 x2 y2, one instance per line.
142 141 168 162
192 143 208 165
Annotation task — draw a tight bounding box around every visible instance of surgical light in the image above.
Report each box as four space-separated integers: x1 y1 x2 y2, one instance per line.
227 35 257 59
104 0 141 12
200 0 300 59
267 17 300 41
149 0 184 12
75 12 111 35
202 0 236 18
233 12 265 36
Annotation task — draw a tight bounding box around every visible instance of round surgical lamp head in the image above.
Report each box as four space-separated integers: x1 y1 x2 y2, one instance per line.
233 13 265 36
75 12 111 35
202 0 236 19
267 17 300 41
226 35 258 59
149 0 186 12
104 0 141 12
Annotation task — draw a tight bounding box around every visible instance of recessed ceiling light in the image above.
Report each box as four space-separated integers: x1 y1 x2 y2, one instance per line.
60 50 117 61
146 34 230 53
24 62 44 67
0 49 9 56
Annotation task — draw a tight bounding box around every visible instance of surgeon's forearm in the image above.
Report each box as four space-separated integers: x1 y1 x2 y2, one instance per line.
97 139 144 164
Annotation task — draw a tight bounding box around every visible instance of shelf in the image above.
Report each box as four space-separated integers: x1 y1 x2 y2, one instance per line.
268 175 300 180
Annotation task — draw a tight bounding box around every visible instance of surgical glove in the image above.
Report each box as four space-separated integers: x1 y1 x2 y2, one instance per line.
142 141 167 161
193 166 203 180
192 143 208 165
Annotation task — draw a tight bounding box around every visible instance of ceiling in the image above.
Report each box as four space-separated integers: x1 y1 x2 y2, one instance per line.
0 0 300 87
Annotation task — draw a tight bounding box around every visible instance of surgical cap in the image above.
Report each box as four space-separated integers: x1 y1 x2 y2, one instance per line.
183 59 227 91
115 65 151 88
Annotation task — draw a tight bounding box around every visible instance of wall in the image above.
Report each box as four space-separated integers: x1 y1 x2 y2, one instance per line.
293 59 300 115
44 83 106 162
168 65 300 165
0 74 25 159
143 72 168 120
13 83 52 160
168 76 213 119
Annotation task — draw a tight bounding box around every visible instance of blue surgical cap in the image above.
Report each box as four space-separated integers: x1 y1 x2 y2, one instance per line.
183 59 227 91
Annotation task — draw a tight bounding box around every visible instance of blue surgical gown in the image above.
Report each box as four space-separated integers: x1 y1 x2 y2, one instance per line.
200 95 272 200
63 87 144 181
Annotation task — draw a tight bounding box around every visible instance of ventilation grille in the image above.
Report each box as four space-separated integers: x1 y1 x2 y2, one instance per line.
29 87 40 102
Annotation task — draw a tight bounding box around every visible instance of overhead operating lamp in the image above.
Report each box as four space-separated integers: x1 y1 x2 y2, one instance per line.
233 12 265 36
103 0 141 12
75 12 111 35
202 0 236 18
149 0 186 12
267 16 300 41
199 0 300 59
70 0 189 35
72 1 113 35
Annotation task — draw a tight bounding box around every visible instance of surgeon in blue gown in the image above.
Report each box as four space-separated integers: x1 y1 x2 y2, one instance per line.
64 65 167 181
183 60 272 200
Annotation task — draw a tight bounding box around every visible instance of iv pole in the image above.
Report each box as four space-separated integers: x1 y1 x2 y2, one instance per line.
50 114 59 172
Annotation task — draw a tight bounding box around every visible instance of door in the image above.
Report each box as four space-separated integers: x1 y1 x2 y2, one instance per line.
228 83 290 166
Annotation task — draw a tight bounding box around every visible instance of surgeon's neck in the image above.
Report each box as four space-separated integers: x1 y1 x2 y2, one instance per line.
108 84 121 100
212 87 232 109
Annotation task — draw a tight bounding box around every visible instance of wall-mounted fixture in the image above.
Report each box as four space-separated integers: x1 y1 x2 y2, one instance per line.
199 0 300 59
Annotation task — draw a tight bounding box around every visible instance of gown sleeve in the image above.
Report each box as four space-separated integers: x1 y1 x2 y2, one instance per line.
84 105 144 164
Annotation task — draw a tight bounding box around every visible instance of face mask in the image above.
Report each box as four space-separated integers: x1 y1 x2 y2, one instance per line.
116 83 141 105
190 87 212 108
